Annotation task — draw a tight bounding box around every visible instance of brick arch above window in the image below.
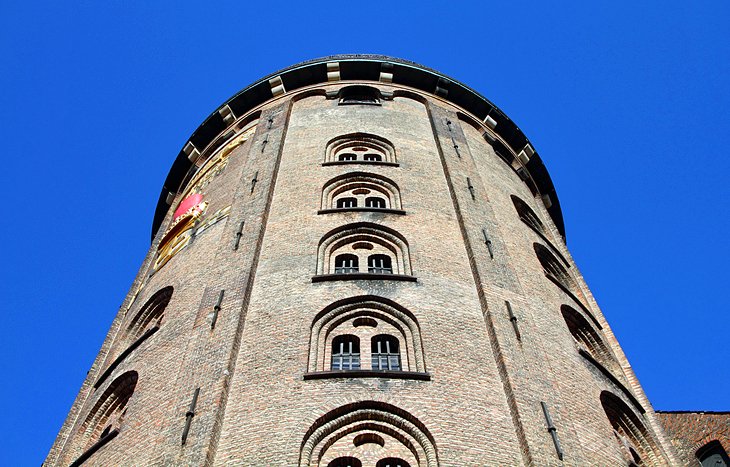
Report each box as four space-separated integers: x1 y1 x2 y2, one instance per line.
320 172 404 214
601 391 667 466
306 296 427 376
126 286 173 341
324 133 397 166
511 195 545 234
561 304 620 375
299 401 438 467
533 243 585 307
71 371 138 466
315 223 414 281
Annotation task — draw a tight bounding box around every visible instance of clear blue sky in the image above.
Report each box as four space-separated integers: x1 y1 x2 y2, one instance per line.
1 1 728 464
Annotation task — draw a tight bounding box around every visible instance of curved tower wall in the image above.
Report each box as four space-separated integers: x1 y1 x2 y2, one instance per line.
48 56 679 466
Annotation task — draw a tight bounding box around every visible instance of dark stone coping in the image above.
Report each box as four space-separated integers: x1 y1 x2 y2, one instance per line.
312 273 417 283
321 161 400 167
93 326 158 389
152 54 564 240
303 370 431 381
579 348 646 415
70 429 119 467
318 207 406 215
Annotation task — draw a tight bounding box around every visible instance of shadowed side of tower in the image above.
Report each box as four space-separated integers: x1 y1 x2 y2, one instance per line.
46 55 681 466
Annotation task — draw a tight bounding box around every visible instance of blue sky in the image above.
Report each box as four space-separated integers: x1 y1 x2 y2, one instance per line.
1 1 728 464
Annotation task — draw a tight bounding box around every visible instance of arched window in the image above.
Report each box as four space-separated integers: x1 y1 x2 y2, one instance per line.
339 85 381 105
511 195 545 234
327 457 362 467
308 296 426 375
364 153 383 162
697 440 730 467
365 197 386 209
321 172 403 213
325 133 396 165
299 401 436 467
601 391 664 466
317 223 412 279
334 254 359 274
534 243 583 303
368 254 393 274
561 305 619 374
371 335 401 371
127 287 173 341
377 458 411 467
74 371 138 464
337 197 357 209
331 335 360 370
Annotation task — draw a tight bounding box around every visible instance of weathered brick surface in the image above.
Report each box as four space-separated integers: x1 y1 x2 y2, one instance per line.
656 411 730 466
47 73 692 467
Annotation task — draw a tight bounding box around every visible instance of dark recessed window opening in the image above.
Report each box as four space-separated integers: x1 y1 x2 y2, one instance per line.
334 254 359 274
371 334 400 371
331 335 360 370
338 153 357 161
328 457 362 467
368 254 392 274
363 153 383 162
365 197 386 209
376 458 411 467
336 197 357 209
339 85 381 105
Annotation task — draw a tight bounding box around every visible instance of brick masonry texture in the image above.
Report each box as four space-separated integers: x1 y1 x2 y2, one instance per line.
46 61 713 466
656 411 730 466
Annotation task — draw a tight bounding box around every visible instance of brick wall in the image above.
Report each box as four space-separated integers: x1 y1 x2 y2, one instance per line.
656 411 730 466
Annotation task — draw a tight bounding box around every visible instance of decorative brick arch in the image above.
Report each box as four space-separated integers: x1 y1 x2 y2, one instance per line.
299 401 438 467
317 223 412 277
307 296 426 373
321 172 403 212
511 195 545 234
325 133 397 165
561 304 619 374
126 286 173 341
601 391 666 466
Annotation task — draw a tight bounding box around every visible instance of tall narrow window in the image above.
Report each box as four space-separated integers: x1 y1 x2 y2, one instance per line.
371 335 400 371
377 459 411 467
331 335 360 370
368 254 392 274
365 197 386 209
334 254 359 274
336 197 357 209
328 457 362 467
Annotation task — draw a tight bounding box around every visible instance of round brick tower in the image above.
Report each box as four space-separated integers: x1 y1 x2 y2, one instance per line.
47 55 681 466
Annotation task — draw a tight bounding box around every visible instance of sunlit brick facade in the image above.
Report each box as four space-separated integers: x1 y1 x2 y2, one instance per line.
47 55 723 466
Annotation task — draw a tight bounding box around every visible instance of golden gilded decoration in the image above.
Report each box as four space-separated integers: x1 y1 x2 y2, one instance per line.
154 200 207 271
185 125 257 197
194 205 231 237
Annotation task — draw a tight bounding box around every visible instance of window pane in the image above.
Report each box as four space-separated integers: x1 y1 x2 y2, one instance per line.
371 335 401 371
334 254 359 274
336 197 357 208
332 335 360 370
368 254 393 274
365 197 386 209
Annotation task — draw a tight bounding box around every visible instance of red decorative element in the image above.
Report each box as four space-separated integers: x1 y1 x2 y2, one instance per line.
174 194 204 220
